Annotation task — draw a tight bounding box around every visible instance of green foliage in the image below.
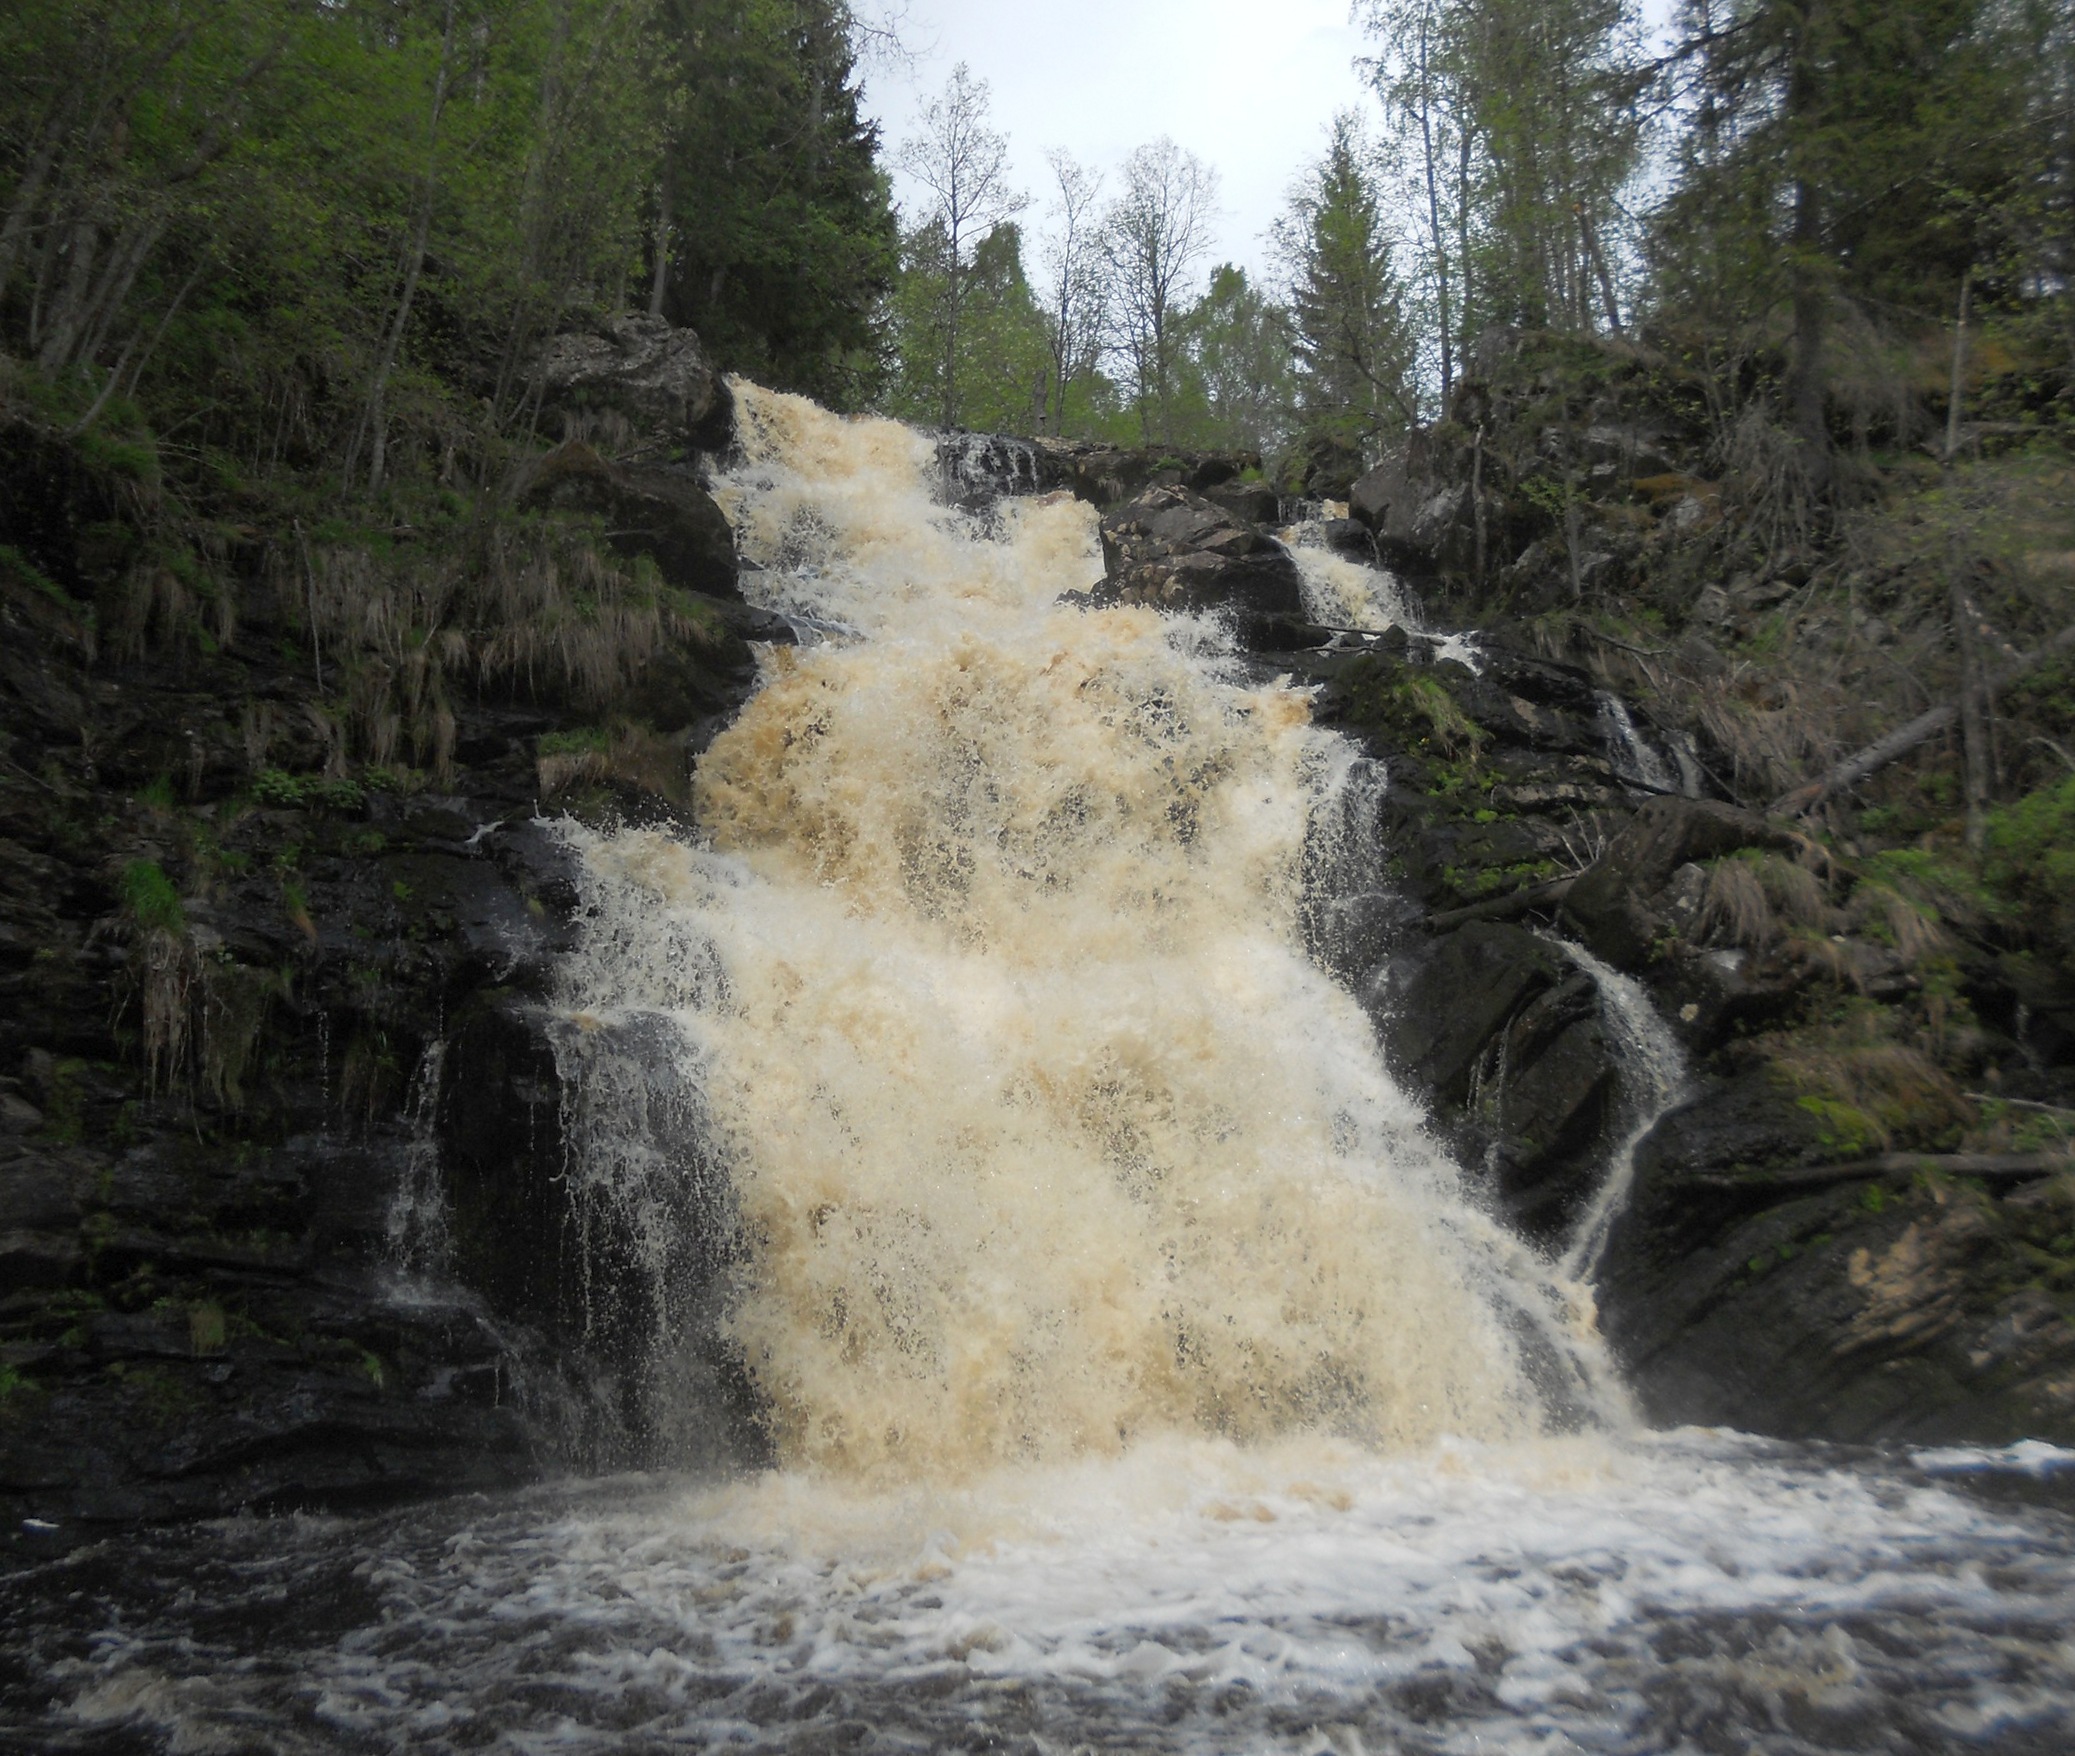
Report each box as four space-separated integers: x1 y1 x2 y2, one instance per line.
0 544 77 609
886 220 1051 432
1276 112 1416 445
654 0 896 409
254 771 366 813
539 727 612 757
119 861 185 936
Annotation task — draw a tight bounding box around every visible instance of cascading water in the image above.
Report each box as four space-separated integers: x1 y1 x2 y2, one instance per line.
15 386 2075 1756
554 384 1614 1473
1551 941 1691 1285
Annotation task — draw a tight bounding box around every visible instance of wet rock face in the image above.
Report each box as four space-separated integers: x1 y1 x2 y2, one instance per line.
533 313 735 455
0 424 772 1524
1597 1075 2075 1446
1032 439 1258 512
1370 922 1618 1239
1092 485 1306 624
1561 796 1787 971
517 441 740 603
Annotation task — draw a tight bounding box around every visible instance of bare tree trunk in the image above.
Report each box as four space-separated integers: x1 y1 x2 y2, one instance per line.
1472 424 1488 585
1414 5 1454 406
1580 205 1622 336
0 99 75 297
1954 579 1994 850
36 214 104 369
1782 0 1830 487
648 163 673 318
354 0 459 492
1945 267 1972 464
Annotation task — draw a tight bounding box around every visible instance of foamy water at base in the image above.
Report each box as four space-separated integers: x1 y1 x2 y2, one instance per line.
9 1434 2074 1754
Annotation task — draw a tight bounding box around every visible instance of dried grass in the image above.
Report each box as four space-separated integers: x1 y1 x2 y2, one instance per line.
1771 1016 1971 1153
274 523 716 785
1702 851 1842 948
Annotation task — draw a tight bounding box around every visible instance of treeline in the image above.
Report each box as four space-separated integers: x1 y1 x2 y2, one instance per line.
0 0 896 497
879 70 1399 463
883 0 2074 484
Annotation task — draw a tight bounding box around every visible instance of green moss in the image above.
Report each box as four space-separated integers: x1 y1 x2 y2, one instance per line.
0 542 77 609
1798 1093 1884 1158
538 727 611 758
119 860 185 935
76 429 160 488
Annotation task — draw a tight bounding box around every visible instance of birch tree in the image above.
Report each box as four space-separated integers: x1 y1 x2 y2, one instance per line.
1102 137 1218 445
1036 149 1105 435
896 62 1025 429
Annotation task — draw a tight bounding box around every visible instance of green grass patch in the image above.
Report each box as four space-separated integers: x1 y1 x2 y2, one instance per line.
119 860 185 935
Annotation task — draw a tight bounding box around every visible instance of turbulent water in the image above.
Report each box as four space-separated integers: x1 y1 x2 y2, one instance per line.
7 389 2075 1753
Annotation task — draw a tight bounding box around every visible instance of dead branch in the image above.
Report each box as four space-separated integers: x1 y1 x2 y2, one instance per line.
1771 621 2075 816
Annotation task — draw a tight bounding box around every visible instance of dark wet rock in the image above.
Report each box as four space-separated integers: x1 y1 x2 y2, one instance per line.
1370 922 1619 1237
1561 796 1787 972
516 441 738 600
1320 518 1374 560
1205 478 1282 526
1033 440 1259 511
1348 433 1479 574
1289 433 1364 501
533 312 734 454
935 432 1050 510
1091 485 1305 623
1597 1073 2075 1445
0 417 771 1524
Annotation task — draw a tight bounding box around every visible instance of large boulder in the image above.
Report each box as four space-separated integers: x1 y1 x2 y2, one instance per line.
1371 921 1620 1238
533 314 734 454
517 441 738 601
1561 796 1786 971
1597 1073 2075 1445
1349 432 1465 572
1091 484 1305 623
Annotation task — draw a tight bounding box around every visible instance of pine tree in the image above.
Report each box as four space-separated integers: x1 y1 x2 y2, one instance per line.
1277 114 1418 453
652 0 898 410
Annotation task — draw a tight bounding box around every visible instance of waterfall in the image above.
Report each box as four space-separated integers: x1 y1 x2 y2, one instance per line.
385 1037 452 1279
553 383 1625 1481
1552 940 1690 1282
1596 689 1682 794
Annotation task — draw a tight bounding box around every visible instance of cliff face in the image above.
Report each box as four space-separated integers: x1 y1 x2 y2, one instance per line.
0 325 773 1524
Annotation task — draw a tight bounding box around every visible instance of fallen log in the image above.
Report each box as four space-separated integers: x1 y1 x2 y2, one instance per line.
1772 621 2075 816
1421 876 1576 933
1691 1151 2070 1194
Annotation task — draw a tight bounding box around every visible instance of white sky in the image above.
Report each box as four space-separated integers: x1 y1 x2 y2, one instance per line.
858 1 1679 286
859 1 1373 284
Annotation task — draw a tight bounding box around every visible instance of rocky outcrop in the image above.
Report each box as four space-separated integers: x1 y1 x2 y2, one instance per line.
1598 1074 2075 1445
1560 796 1787 970
0 407 774 1526
533 313 734 455
516 441 739 602
1348 432 1473 576
1373 923 1620 1238
1090 484 1306 625
1032 439 1259 512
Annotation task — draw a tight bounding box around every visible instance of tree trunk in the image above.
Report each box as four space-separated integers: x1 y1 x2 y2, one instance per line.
648 163 673 318
1773 622 2075 816
1954 577 1994 852
355 0 459 492
1945 268 1972 464
1782 0 1830 485
0 98 75 298
1415 8 1454 407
